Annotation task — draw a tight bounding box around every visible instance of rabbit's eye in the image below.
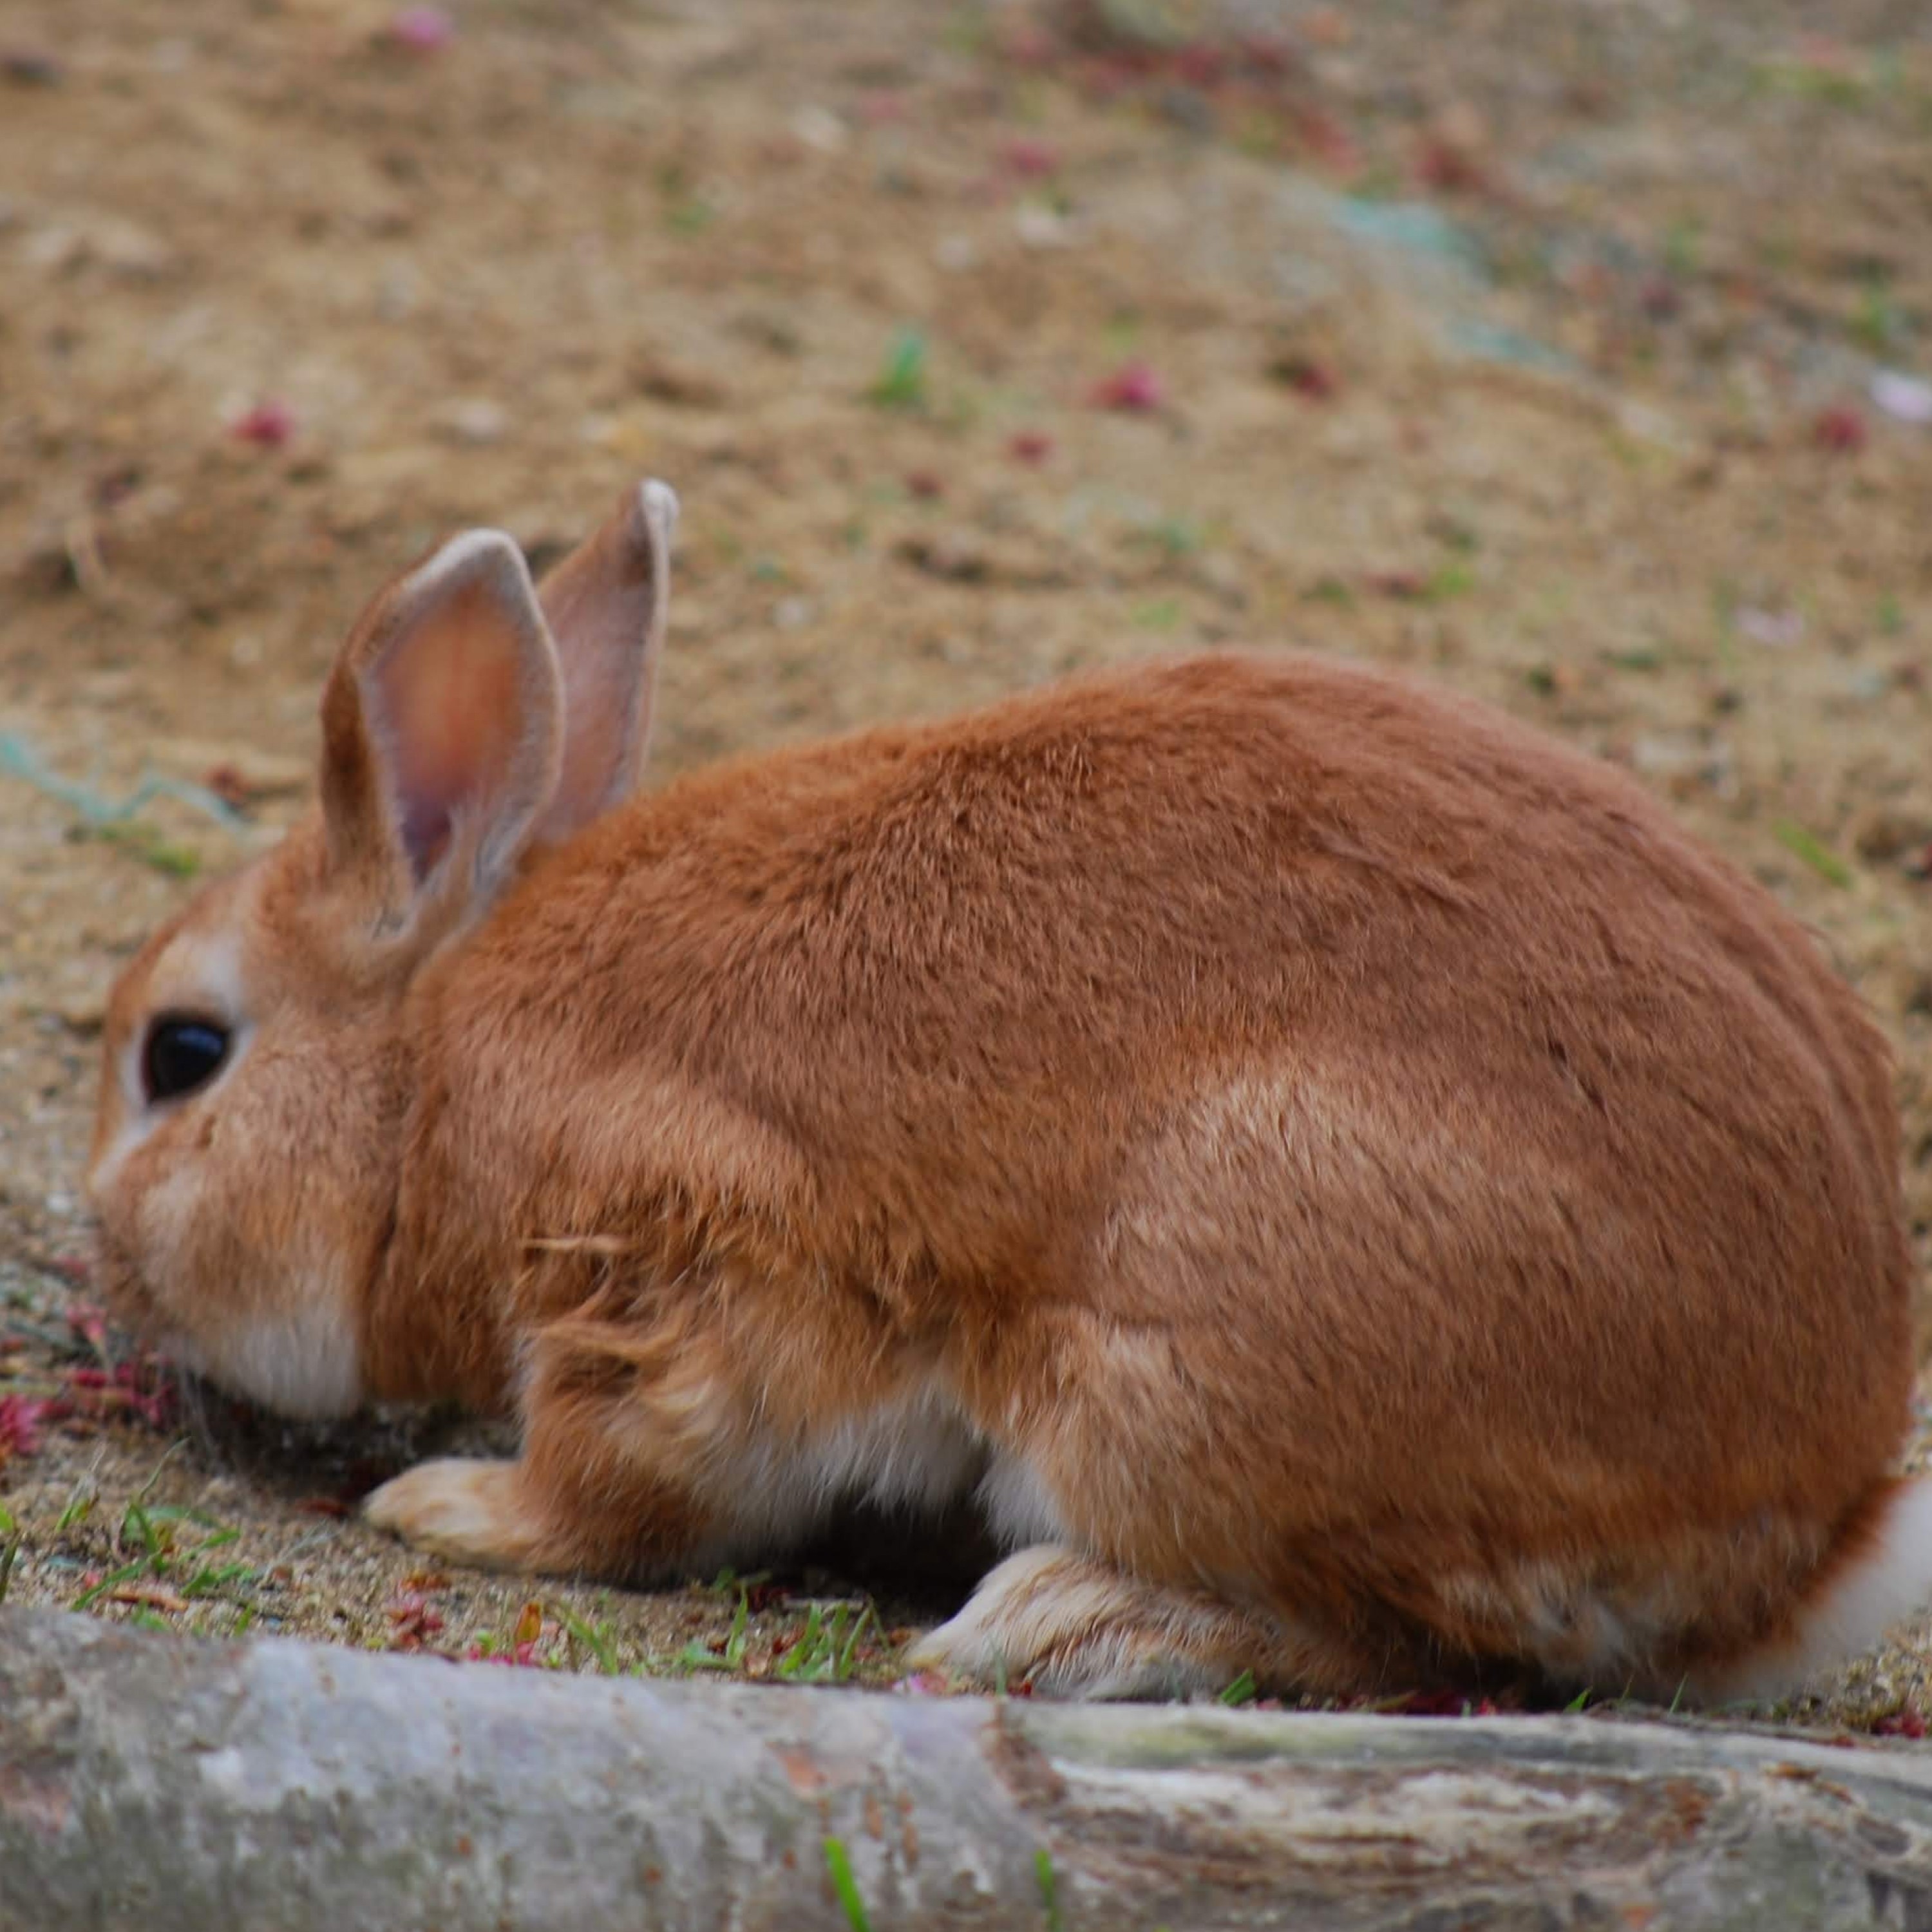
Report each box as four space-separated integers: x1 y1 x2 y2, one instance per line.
142 1018 231 1105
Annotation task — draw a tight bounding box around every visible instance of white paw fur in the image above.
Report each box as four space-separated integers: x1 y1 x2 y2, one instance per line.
364 1457 532 1568
909 1544 1247 1700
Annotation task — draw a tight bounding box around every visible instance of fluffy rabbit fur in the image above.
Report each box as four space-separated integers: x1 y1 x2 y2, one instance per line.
88 478 1931 1703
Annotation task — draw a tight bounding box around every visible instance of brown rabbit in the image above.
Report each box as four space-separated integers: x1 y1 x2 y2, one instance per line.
87 477 1930 1702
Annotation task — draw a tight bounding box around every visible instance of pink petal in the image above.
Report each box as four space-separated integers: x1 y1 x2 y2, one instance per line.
392 6 455 52
231 400 296 448
1091 360 1166 412
1001 138 1059 180
0 1394 53 1457
1814 404 1866 453
891 1670 951 1696
1876 1702 1927 1739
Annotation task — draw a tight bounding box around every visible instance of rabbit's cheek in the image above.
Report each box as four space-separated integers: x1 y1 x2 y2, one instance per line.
173 1185 363 1420
205 1287 363 1421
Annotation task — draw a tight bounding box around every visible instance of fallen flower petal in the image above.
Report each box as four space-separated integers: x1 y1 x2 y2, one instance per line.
231 400 296 448
391 6 455 52
1001 137 1060 179
0 1394 51 1459
387 1590 448 1649
1814 404 1866 453
891 1670 951 1696
1091 360 1165 412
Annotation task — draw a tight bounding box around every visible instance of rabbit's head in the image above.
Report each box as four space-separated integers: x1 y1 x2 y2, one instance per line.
85 480 677 1416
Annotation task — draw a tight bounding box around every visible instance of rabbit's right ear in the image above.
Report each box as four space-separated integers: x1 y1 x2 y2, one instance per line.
319 529 564 927
531 477 679 844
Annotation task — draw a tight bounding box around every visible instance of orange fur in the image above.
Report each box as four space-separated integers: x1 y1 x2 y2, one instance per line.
87 477 1922 1701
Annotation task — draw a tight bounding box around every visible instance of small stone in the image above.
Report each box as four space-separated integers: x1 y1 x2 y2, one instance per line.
1630 733 1703 777
790 105 848 153
1014 204 1080 250
1872 370 1932 428
437 397 508 445
1735 607 1803 649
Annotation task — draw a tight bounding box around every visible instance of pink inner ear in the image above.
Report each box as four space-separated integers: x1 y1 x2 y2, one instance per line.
533 487 670 844
375 583 524 882
548 634 638 831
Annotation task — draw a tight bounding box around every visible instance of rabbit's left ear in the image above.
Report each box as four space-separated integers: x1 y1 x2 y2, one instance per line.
319 527 564 919
531 478 679 845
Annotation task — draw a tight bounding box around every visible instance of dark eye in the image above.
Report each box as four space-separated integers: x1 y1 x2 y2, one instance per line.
142 1018 231 1104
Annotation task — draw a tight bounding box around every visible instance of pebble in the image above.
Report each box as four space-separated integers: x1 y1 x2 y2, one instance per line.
437 397 509 446
1872 370 1932 428
790 105 848 154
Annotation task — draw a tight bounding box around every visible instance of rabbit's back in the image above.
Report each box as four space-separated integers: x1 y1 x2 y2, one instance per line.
500 645 1897 1245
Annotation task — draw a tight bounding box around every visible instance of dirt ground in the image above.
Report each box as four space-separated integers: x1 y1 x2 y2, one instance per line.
3 0 1931 1730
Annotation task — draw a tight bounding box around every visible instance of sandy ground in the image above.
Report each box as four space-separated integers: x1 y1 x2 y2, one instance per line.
3 0 1931 1728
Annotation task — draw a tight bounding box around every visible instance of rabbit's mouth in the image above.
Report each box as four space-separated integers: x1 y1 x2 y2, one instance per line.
90 1223 153 1322
87 1223 196 1370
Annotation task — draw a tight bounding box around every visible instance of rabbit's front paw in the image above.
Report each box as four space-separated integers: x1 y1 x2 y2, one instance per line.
364 1457 547 1571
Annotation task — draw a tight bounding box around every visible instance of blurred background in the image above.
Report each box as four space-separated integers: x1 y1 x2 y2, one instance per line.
1 0 1929 1716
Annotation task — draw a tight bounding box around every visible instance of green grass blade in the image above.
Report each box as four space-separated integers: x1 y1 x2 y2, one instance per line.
1772 820 1853 888
1217 1669 1257 1707
1036 1847 1065 1932
823 1837 873 1932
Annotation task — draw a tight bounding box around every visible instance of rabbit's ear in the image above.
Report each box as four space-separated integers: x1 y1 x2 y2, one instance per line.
320 529 564 916
531 478 679 844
